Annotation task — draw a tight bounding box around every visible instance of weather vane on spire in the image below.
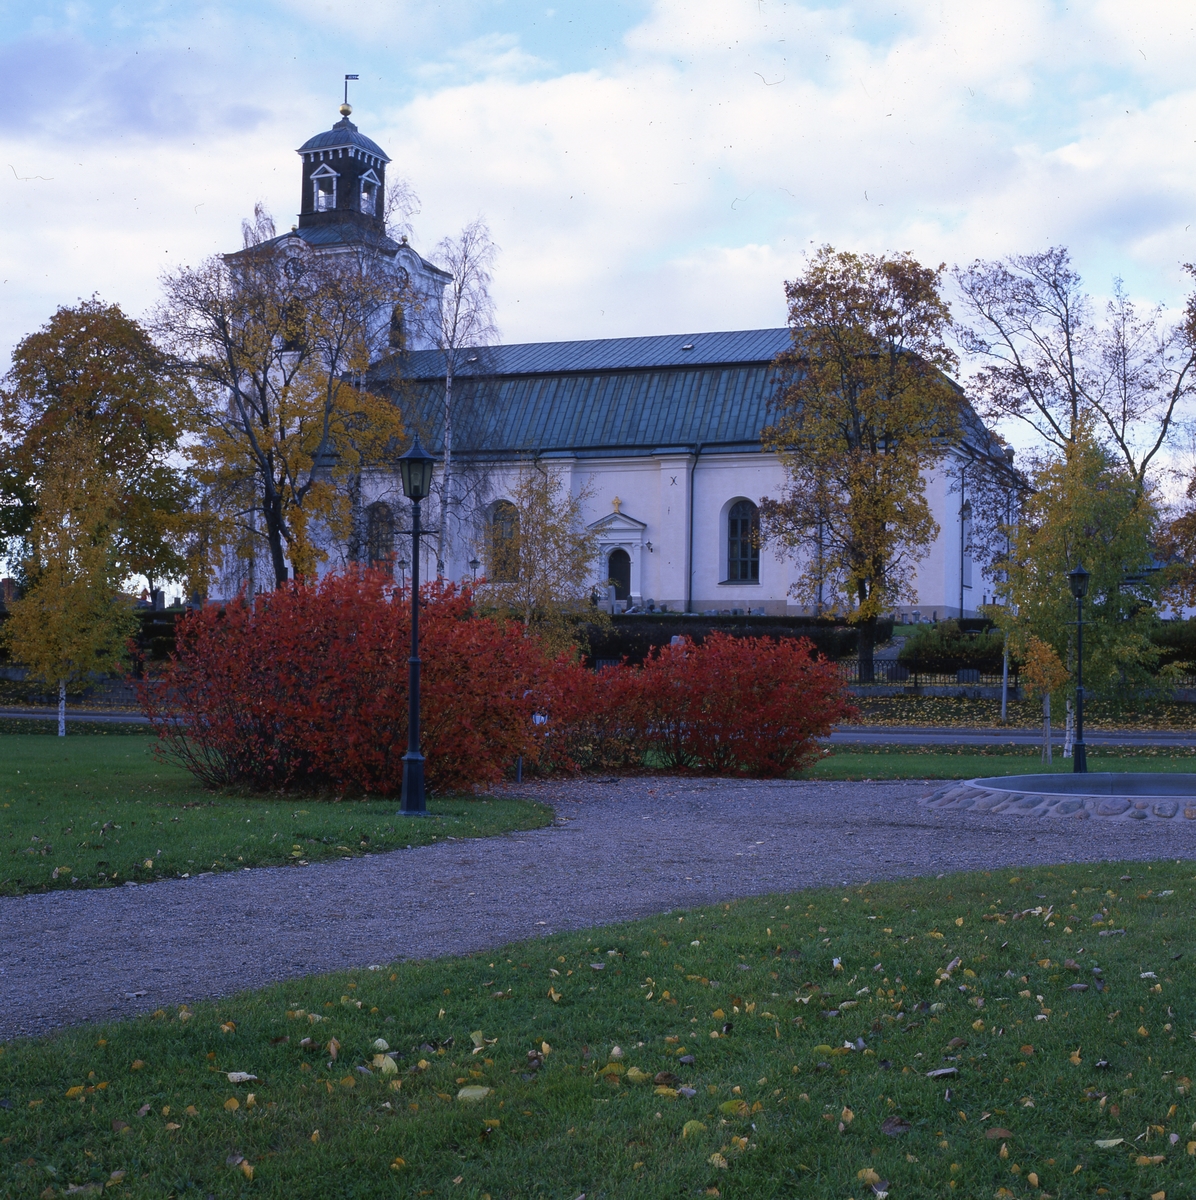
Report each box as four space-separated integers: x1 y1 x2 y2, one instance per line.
341 74 359 117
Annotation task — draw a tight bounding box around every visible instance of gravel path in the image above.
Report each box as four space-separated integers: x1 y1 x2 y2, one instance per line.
4 776 1196 1042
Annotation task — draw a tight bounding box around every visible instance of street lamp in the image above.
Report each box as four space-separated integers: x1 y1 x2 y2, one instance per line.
468 558 481 580
1067 563 1090 774
398 435 435 816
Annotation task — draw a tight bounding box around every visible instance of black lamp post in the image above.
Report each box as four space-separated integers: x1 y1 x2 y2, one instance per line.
398 435 435 816
469 558 481 580
1067 563 1090 774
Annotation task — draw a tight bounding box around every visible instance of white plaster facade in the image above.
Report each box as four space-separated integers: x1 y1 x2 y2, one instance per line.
347 444 985 619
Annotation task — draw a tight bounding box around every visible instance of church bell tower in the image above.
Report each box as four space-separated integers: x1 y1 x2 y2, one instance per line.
296 101 390 236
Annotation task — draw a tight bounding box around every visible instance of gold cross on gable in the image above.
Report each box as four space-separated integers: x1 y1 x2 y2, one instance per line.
612 496 622 514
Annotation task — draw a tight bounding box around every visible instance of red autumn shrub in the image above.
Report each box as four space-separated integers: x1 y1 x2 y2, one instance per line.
139 571 551 795
632 632 855 776
533 657 646 774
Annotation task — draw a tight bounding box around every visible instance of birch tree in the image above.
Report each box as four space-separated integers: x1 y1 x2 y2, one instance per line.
2 428 136 734
989 431 1161 705
955 249 1196 497
419 219 498 571
476 464 605 656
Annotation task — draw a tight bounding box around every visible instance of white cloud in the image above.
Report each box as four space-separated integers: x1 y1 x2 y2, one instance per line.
4 0 1196 367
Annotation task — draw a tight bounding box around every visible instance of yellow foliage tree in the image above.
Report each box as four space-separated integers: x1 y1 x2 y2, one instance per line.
476 464 607 657
156 219 406 590
2 429 137 735
1019 635 1070 762
761 246 962 680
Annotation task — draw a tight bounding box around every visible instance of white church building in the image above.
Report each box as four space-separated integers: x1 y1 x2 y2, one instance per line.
225 103 1001 620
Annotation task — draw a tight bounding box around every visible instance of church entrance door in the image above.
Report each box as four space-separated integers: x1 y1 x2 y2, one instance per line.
608 548 631 600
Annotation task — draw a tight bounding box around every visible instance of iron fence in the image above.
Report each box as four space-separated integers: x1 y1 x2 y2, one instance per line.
836 659 1018 688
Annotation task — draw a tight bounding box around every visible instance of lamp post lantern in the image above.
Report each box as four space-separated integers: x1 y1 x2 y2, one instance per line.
398 435 435 816
469 558 481 580
1067 563 1090 774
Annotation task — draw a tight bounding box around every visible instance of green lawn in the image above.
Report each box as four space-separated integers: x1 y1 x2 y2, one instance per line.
807 743 1196 781
0 735 553 897
3 863 1195 1198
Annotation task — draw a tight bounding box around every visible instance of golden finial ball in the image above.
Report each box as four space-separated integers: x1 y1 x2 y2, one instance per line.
339 102 353 117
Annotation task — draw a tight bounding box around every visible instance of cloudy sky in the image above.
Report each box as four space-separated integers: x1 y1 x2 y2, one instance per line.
2 0 1195 371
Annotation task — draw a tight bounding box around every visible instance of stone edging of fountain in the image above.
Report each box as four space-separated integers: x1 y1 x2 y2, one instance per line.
921 776 1196 821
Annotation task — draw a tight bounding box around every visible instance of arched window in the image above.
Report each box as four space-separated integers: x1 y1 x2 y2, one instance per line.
727 500 760 582
366 502 395 572
608 548 631 600
487 500 520 581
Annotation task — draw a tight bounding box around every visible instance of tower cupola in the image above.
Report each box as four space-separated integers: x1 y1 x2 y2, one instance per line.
296 104 390 235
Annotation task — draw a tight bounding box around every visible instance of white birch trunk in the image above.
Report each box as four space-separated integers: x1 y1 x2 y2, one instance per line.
437 368 453 575
1063 699 1074 758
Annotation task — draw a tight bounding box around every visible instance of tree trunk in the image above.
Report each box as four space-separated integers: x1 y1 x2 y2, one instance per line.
1042 692 1052 764
858 615 876 684
58 679 66 738
264 493 289 587
437 368 453 575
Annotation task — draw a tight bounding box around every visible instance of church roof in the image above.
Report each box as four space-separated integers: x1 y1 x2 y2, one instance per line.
376 325 1008 467
378 328 791 459
297 117 390 162
400 327 793 378
250 223 403 256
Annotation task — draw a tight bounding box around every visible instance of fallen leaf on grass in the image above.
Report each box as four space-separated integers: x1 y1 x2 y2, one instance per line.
1135 1154 1165 1165
857 1167 882 1184
137 1103 151 1117
709 1153 728 1169
224 1098 240 1111
390 1157 406 1170
165 1122 181 1130
1095 1138 1125 1148
881 1116 910 1136
683 1120 707 1137
457 1086 492 1103
227 1072 257 1084
718 1100 749 1118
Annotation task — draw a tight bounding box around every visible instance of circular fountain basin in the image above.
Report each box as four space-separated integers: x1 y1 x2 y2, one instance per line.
921 773 1196 821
